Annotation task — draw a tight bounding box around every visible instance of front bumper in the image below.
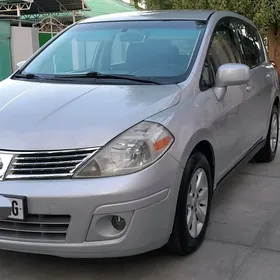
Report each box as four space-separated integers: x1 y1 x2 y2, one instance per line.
0 153 183 258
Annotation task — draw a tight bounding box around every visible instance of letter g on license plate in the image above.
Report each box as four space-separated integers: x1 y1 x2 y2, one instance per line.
5 196 27 221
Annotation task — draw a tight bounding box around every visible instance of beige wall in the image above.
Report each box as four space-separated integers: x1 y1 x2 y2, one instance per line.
10 26 39 71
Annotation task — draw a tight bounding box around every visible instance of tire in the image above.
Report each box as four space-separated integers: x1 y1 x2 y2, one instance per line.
165 152 213 255
254 105 279 163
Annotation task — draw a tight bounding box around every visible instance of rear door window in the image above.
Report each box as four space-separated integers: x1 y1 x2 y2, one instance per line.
235 20 266 68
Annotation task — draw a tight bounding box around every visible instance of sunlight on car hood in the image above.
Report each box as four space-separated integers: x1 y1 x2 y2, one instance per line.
0 79 181 150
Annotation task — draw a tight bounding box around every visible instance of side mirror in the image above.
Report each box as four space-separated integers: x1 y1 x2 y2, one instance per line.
16 61 26 69
214 63 251 101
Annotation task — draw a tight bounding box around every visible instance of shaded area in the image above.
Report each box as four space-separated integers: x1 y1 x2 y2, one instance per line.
25 0 87 14
0 0 87 15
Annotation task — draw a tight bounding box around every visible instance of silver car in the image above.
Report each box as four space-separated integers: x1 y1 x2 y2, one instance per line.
0 10 278 258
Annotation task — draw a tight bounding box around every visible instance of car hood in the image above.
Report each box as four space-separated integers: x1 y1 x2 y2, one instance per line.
0 79 181 150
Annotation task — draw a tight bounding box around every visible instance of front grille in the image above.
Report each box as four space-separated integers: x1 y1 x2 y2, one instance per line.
5 149 98 179
0 214 70 242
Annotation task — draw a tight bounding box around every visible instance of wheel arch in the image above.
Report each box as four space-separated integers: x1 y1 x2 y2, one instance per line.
192 140 215 184
177 128 217 184
274 96 279 109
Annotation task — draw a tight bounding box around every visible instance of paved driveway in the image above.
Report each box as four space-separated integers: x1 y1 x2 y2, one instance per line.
2 151 280 280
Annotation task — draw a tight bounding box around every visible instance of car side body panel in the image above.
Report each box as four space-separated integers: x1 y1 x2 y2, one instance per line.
151 11 279 189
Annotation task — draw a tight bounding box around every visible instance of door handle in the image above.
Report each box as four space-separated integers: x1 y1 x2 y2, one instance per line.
246 85 252 92
266 73 272 80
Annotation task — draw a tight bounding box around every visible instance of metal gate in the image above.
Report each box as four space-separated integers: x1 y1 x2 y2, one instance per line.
0 21 12 81
34 17 66 47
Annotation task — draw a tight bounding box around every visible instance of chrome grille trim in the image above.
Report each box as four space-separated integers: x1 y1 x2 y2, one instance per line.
12 159 82 166
0 214 71 242
4 148 99 180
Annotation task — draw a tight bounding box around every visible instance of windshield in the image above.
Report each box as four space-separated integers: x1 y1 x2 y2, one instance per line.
19 20 206 85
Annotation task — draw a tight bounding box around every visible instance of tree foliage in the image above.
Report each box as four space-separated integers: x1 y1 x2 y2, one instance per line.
132 0 280 70
135 0 280 35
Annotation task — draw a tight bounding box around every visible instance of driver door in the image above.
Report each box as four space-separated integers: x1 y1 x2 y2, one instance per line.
200 19 247 179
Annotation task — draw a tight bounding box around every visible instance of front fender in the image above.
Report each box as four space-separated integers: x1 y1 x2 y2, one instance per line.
147 106 218 186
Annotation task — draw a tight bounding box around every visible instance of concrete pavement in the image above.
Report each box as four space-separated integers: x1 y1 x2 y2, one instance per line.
1 152 280 279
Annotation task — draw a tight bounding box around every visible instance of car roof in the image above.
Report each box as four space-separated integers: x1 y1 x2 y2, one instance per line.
79 10 256 30
80 10 216 24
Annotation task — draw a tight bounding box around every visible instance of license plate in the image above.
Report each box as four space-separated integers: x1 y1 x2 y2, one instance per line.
5 196 27 221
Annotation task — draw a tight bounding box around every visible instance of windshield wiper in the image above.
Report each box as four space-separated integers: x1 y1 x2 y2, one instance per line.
14 73 44 80
55 72 161 85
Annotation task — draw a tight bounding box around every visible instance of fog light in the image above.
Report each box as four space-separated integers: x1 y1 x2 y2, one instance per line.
111 216 126 231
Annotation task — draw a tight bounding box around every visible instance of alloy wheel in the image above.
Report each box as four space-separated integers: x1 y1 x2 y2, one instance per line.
270 113 279 153
186 168 209 238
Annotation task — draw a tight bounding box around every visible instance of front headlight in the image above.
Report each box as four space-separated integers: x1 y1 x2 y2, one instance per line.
74 121 174 178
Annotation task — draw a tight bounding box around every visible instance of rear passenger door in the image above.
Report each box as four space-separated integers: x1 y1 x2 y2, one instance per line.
234 19 273 152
